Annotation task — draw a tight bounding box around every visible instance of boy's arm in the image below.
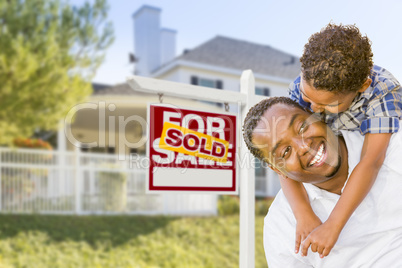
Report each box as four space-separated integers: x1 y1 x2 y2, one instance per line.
279 175 322 254
301 133 392 258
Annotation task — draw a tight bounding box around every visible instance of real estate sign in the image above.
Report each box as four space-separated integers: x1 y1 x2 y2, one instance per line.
147 104 237 194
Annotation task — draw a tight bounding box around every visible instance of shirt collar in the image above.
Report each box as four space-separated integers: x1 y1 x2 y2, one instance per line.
303 183 340 201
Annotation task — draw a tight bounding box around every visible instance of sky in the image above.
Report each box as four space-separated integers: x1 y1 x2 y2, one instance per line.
75 0 402 85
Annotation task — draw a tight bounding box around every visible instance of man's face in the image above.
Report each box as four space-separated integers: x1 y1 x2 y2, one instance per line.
300 76 360 114
252 103 342 184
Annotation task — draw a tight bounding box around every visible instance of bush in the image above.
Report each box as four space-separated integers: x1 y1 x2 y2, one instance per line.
13 137 52 150
255 197 274 216
0 214 268 268
218 195 239 215
218 196 274 216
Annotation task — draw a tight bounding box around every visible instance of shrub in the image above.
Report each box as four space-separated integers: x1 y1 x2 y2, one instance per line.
13 137 52 150
218 196 274 216
255 197 274 216
218 195 239 215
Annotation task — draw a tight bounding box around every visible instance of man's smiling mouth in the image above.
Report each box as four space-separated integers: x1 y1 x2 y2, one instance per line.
309 143 326 167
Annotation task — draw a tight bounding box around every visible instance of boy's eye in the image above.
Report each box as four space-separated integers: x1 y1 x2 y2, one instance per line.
326 104 339 108
282 146 291 158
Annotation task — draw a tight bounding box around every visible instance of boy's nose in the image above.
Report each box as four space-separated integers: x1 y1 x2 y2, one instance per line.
310 103 325 113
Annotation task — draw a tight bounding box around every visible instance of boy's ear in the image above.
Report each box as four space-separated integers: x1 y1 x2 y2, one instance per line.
358 78 372 93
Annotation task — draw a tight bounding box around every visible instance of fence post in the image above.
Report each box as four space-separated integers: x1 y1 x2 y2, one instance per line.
0 150 2 212
239 70 256 268
58 120 66 207
74 144 82 214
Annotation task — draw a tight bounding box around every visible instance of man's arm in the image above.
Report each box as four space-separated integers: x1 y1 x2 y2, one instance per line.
301 133 391 257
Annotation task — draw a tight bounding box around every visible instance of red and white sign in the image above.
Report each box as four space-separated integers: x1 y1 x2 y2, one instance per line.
147 104 237 194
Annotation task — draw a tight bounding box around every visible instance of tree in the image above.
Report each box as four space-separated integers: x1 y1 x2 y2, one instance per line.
0 0 114 144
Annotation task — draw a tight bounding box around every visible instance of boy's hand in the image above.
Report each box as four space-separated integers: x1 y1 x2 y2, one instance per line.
300 220 341 258
295 213 322 254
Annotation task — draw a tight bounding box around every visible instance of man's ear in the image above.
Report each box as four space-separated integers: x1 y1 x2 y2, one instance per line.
268 164 291 180
268 165 279 173
358 78 372 93
268 165 283 175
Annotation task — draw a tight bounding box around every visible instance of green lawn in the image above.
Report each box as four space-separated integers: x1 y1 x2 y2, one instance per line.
0 213 268 268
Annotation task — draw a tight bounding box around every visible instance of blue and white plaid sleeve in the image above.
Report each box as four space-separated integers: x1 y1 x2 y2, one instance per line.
360 90 402 134
288 77 300 102
288 76 311 110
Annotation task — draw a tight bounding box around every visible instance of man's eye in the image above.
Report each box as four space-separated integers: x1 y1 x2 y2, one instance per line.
299 122 306 134
282 146 291 158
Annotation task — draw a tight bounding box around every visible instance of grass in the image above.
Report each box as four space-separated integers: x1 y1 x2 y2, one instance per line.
0 211 269 268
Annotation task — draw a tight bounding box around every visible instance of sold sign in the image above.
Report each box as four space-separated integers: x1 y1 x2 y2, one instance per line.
147 104 237 194
159 122 229 163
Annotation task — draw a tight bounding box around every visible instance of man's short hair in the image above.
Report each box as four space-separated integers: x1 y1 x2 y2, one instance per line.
300 23 373 93
242 97 305 163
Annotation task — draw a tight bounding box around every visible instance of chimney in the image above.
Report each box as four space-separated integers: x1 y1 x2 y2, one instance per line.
160 28 176 66
132 5 161 76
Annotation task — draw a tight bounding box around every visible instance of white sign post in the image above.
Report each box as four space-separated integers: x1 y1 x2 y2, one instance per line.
127 70 258 268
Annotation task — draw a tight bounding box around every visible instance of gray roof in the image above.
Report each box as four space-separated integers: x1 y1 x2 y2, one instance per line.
93 82 133 96
175 36 301 79
93 36 301 96
92 82 157 96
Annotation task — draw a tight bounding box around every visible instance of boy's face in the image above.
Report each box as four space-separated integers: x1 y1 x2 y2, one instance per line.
251 103 343 184
300 76 366 114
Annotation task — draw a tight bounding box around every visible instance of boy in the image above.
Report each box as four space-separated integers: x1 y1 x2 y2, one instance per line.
285 23 402 258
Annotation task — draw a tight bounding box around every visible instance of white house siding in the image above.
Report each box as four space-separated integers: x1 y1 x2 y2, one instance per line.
156 65 291 97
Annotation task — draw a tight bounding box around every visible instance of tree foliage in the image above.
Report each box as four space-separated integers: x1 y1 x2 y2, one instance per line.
0 0 114 144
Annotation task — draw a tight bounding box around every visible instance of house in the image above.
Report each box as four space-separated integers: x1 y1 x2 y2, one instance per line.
70 5 301 197
0 5 305 215
28 4 302 216
131 5 301 196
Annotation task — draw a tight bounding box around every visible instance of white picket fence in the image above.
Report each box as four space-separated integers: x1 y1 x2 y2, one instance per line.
0 147 217 215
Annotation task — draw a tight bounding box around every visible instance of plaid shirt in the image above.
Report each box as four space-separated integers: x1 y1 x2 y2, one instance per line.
289 65 402 135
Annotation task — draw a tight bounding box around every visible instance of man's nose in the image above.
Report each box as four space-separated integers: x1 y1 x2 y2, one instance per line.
293 137 310 156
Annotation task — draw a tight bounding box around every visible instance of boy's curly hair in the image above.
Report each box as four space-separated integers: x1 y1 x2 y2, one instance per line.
300 23 373 93
242 97 305 164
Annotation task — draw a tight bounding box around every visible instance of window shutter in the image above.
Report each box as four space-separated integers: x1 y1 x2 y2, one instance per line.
216 80 223 89
191 76 199 85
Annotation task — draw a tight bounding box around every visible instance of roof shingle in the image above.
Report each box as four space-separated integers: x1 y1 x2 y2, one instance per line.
175 36 301 79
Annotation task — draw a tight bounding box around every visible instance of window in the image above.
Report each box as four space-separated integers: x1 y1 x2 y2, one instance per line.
190 76 223 89
255 87 270 96
254 159 266 177
199 78 215 88
190 76 224 108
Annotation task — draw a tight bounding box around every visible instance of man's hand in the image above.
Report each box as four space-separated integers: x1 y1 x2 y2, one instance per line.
300 220 341 258
295 214 322 254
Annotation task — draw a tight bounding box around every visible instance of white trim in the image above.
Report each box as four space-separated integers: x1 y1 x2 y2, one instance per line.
151 59 294 84
127 74 247 104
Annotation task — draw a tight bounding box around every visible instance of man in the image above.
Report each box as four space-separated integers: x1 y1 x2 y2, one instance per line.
243 97 402 267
